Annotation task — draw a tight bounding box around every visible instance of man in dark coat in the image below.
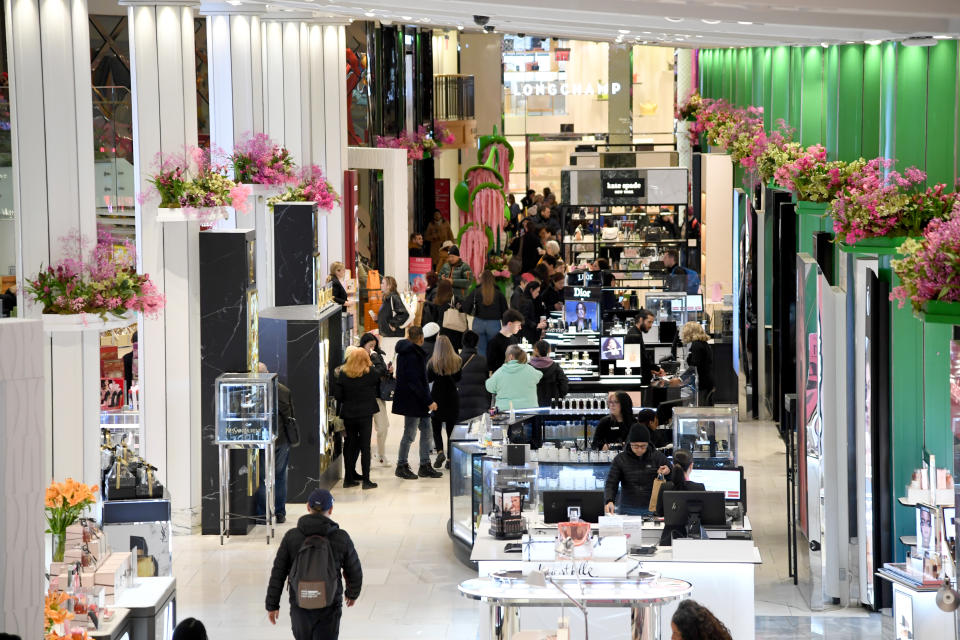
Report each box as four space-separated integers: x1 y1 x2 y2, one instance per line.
458 331 492 421
627 310 666 385
392 326 443 480
266 489 362 640
256 362 297 523
603 425 671 516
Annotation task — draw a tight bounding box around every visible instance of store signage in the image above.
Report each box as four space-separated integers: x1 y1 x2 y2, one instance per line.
602 176 645 199
515 81 622 97
574 287 592 299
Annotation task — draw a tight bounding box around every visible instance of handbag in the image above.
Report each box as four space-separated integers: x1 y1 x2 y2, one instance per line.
379 374 397 401
648 473 666 512
283 415 301 448
442 306 469 333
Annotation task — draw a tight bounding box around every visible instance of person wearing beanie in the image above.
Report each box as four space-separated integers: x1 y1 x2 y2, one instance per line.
421 321 441 362
603 424 671 516
266 489 362 639
438 245 474 298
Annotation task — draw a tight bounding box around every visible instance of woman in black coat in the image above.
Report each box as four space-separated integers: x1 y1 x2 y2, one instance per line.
422 279 464 350
591 390 636 450
517 280 546 344
427 335 462 469
328 261 348 306
458 331 492 421
332 348 382 490
681 321 715 406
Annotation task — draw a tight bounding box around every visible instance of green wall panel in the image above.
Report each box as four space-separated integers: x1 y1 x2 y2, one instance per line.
862 44 882 159
753 48 769 131
837 45 864 162
770 47 791 128
790 47 803 140
926 40 959 186
894 45 928 175
800 47 825 147
879 41 898 161
825 46 839 159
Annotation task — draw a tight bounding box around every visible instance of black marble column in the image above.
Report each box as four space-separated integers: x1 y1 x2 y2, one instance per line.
273 202 318 306
199 229 259 535
259 305 346 501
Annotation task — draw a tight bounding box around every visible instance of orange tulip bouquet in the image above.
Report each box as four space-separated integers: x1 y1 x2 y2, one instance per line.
45 478 98 563
45 589 90 640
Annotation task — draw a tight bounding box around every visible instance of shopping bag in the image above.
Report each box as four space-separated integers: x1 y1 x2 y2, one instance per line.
442 307 469 333
648 474 666 512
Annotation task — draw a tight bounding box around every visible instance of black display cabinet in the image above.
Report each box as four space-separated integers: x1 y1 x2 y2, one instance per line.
273 202 319 306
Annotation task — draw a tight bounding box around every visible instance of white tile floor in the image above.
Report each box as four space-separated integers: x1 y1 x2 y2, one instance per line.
172 417 881 639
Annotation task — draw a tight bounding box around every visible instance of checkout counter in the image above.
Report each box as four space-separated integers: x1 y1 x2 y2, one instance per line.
449 407 755 639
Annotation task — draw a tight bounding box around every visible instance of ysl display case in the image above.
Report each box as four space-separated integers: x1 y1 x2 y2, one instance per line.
450 441 488 555
214 372 278 543
671 406 738 468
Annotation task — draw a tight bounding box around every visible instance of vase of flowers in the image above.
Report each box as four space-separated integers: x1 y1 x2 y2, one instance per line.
376 122 456 165
267 165 340 211
45 589 90 640
891 210 960 321
45 478 98 562
143 146 252 222
229 133 296 186
25 230 165 323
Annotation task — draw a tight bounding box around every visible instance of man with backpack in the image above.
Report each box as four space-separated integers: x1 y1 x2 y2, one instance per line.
266 489 362 640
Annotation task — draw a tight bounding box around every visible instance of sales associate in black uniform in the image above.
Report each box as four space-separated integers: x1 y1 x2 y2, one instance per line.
655 450 705 545
328 261 349 306
681 321 715 406
626 310 666 384
604 424 671 516
591 391 636 451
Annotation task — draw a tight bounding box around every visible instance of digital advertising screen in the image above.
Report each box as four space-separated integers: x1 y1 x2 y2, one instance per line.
601 336 624 360
565 300 598 331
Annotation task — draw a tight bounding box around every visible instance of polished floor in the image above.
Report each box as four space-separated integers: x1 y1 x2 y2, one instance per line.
173 416 888 639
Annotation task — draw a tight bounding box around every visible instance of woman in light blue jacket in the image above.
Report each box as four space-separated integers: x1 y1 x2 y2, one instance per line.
485 345 543 411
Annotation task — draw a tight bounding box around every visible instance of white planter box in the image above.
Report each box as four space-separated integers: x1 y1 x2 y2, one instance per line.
156 207 229 223
42 311 136 333
243 184 286 199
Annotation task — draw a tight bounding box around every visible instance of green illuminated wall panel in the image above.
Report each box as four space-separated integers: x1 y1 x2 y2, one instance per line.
926 40 958 186
861 44 882 159
894 46 928 175
836 45 864 162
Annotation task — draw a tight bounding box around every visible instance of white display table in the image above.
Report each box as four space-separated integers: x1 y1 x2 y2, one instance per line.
111 576 176 640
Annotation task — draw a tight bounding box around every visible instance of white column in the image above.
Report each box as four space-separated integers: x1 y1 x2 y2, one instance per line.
5 0 102 487
261 15 311 167
0 319 45 635
124 0 203 532
676 49 694 178
307 20 348 267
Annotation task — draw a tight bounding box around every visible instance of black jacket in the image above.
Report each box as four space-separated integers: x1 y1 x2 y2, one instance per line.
464 288 508 320
529 357 569 407
331 276 348 306
591 416 634 451
686 340 714 392
391 339 432 417
516 292 541 344
428 365 462 416
276 383 295 446
265 513 362 611
541 285 563 312
486 332 518 374
458 347 492 420
332 369 380 419
377 292 408 337
603 447 670 509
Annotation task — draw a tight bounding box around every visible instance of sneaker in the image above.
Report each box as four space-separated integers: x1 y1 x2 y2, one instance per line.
362 480 378 490
276 514 286 524
444 460 450 470
418 464 443 478
342 479 360 488
433 452 446 468
395 464 418 480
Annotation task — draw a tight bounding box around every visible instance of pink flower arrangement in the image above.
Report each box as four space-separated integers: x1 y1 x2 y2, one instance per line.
772 144 862 203
25 229 166 318
892 206 960 311
230 133 296 185
376 122 455 165
267 165 341 212
141 146 252 220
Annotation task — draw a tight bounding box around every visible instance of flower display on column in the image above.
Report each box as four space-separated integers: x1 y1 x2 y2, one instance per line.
25 230 166 318
229 133 296 185
376 121 455 165
141 146 253 220
267 164 341 211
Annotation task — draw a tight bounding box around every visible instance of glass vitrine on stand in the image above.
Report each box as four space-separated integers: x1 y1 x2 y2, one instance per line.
671 406 738 469
215 372 278 544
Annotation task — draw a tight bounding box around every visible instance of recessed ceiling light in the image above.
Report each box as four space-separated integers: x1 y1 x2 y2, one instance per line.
665 17 683 23
457 25 463 30
820 42 829 47
641 31 651 34
618 29 630 34
737 21 752 25
845 41 854 44
934 35 952 40
400 15 411 20
364 11 374 17
865 39 882 45
226 0 242 5
701 19 720 25
695 35 703 38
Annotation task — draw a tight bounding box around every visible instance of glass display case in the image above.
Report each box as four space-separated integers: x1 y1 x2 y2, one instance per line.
482 460 539 521
672 406 738 468
100 411 142 455
644 292 689 325
450 441 486 546
215 373 278 444
534 460 610 496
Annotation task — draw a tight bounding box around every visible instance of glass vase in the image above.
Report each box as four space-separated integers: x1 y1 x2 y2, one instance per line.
52 531 66 563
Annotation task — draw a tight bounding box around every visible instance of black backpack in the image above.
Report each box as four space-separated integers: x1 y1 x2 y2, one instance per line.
288 534 339 609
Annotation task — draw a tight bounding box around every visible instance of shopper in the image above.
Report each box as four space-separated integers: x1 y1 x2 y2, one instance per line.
681 321 715 406
428 335 462 469
392 326 443 480
463 270 509 355
663 248 701 295
521 188 535 210
670 599 733 640
328 261 348 306
487 309 524 374
266 489 362 640
534 203 560 237
421 322 441 362
425 209 454 268
0 283 16 317
375 276 408 358
485 345 543 411
655 450 706 544
172 618 208 640
458 331 492 421
541 272 565 312
627 310 666 384
510 272 533 310
255 363 296 523
512 219 543 275
603 424 671 516
422 279 464 350
438 245 474 299
591 391 636 451
358 332 392 466
544 239 566 273
408 232 426 258
332 348 380 490
517 279 547 344
530 340 569 407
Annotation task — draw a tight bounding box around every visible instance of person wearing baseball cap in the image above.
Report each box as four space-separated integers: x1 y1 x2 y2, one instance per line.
438 244 474 299
266 488 362 639
603 423 671 516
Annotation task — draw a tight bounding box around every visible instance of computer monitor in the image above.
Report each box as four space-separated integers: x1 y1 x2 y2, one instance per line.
543 490 605 524
688 468 743 501
662 491 727 528
685 294 704 312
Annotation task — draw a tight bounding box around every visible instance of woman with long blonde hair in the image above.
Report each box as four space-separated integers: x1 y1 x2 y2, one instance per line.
680 321 714 406
332 346 381 489
328 261 347 305
427 335 463 468
376 274 408 358
463 270 508 354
